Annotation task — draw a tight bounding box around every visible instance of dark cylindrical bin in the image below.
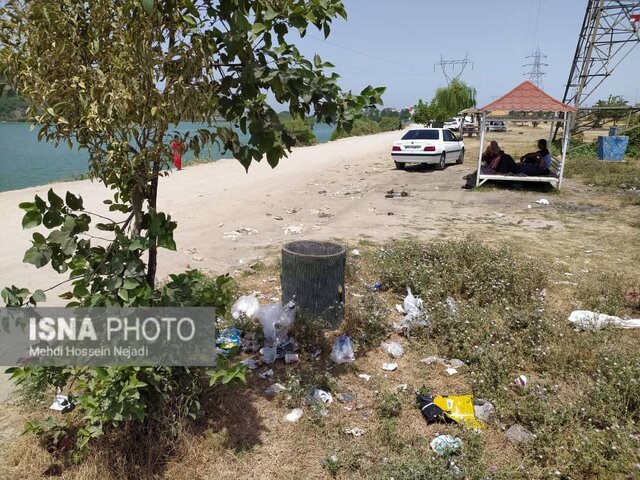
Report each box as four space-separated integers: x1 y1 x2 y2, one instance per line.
281 241 346 328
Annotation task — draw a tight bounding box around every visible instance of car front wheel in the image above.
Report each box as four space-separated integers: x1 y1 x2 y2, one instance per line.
456 148 465 165
394 161 405 170
435 152 446 170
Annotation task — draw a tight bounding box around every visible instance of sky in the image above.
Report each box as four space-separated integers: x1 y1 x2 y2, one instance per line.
290 0 640 110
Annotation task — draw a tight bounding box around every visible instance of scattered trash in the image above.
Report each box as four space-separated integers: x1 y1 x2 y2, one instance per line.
216 327 242 355
385 189 410 198
231 293 260 320
381 341 405 358
223 227 259 240
446 297 459 316
494 212 506 218
351 249 361 257
49 394 74 412
240 359 259 370
260 347 277 364
265 383 288 396
258 369 274 379
313 388 334 405
514 375 528 388
382 362 398 371
336 392 355 404
192 255 204 262
358 373 371 381
395 304 405 314
344 427 365 437
273 215 284 221
505 424 536 444
284 408 304 423
283 224 304 235
448 358 466 369
285 353 299 364
318 211 333 218
421 356 448 366
416 393 484 429
367 282 383 292
310 349 321 361
473 399 495 423
256 301 296 349
536 198 549 205
394 287 429 330
448 461 464 479
331 335 355 364
527 204 532 209
430 435 462 456
395 384 408 393
568 310 640 330
445 367 458 376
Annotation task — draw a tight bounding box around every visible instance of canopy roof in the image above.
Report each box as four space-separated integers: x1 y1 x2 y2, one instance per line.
479 81 576 113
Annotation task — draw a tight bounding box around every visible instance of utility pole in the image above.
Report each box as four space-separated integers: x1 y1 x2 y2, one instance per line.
434 53 473 84
523 47 548 88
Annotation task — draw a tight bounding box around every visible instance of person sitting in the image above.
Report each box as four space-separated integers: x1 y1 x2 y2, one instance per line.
519 139 551 176
487 141 519 174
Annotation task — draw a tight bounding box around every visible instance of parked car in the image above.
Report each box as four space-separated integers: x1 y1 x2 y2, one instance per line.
486 120 507 132
391 128 465 170
443 116 473 132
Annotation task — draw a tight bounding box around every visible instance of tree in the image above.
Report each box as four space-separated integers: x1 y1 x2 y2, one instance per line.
432 79 476 119
412 99 446 126
592 94 628 128
0 0 382 451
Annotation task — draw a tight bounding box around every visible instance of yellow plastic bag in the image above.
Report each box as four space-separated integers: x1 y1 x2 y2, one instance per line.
433 394 484 429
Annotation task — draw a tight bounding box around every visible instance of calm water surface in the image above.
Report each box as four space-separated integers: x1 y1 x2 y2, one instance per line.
0 122 335 192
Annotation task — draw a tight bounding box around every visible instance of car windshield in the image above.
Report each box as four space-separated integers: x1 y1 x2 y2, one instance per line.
401 129 440 140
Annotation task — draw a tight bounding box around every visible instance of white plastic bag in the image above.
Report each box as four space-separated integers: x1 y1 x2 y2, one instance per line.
394 287 429 330
568 310 640 330
255 301 296 347
403 287 423 317
231 293 260 320
331 335 355 364
381 341 405 358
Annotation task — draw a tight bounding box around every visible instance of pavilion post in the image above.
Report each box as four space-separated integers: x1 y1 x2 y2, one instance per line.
476 111 487 187
558 111 571 189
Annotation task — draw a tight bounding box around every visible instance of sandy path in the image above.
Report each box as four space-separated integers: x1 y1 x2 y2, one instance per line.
0 127 563 304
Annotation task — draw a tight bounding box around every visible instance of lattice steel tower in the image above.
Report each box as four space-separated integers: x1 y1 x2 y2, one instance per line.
523 47 548 88
562 0 640 111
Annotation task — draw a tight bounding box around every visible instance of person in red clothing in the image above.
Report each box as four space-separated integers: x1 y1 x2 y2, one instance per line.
170 135 185 170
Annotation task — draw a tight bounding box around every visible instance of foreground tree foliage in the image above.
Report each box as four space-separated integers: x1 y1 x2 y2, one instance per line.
0 0 382 453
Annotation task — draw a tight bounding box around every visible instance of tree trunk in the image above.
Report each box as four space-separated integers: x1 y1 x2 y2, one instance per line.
281 241 346 328
146 157 161 289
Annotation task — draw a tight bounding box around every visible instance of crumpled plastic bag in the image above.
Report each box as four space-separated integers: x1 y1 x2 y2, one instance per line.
255 301 296 348
430 434 462 456
331 335 355 364
381 341 405 358
417 393 484 429
231 293 260 320
394 287 429 330
568 310 640 330
216 327 242 355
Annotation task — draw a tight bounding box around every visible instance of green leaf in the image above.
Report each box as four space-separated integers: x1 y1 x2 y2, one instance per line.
142 0 154 15
23 245 52 268
47 189 64 209
65 192 83 210
31 289 46 303
22 210 42 229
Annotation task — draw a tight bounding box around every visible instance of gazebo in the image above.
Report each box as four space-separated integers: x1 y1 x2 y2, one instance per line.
475 81 576 189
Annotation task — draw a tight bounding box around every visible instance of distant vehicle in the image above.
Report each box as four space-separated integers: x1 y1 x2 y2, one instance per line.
443 116 473 132
391 128 465 170
487 120 507 132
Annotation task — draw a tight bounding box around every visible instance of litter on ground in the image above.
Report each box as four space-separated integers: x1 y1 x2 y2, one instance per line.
331 335 355 364
382 362 398 371
284 408 304 423
344 427 365 437
568 310 640 330
430 435 462 456
416 393 484 429
381 341 405 358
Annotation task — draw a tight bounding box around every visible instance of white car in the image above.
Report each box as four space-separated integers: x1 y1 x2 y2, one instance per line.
443 116 473 132
391 128 465 170
487 120 507 132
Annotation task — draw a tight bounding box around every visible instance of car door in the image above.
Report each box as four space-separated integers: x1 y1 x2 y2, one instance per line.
442 130 455 162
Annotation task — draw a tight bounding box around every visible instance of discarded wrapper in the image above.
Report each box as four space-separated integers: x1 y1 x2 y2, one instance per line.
417 393 484 429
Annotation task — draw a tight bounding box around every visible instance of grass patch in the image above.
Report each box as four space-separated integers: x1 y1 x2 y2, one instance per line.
564 149 640 189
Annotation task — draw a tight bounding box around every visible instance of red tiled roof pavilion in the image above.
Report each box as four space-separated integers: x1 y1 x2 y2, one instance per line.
479 81 576 113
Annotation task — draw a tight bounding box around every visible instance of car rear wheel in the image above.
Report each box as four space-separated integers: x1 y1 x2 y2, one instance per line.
435 152 446 170
394 161 405 170
456 148 465 165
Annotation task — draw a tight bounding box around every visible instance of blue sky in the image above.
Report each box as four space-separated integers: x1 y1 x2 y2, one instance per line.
292 0 640 109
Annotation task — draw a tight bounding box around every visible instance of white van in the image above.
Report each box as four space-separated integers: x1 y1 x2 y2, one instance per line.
487 120 507 132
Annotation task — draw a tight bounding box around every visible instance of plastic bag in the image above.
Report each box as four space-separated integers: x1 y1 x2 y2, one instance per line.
416 393 484 429
231 293 260 320
430 435 462 456
255 301 296 348
216 327 242 355
381 341 405 358
394 287 429 330
568 310 640 330
403 287 423 316
331 335 355 364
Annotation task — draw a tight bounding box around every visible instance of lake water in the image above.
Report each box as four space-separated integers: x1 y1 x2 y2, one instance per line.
0 122 335 192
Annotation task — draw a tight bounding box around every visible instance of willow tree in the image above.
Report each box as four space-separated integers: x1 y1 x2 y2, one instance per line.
0 0 382 450
432 79 476 119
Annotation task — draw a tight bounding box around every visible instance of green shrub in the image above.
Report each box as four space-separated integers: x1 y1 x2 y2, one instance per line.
282 117 317 146
330 118 380 140
378 116 400 132
376 392 402 419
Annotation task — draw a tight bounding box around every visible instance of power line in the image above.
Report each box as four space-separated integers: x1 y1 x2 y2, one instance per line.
434 53 473 84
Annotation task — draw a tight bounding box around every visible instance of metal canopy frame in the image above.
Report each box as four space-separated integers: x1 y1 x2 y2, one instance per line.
475 111 573 189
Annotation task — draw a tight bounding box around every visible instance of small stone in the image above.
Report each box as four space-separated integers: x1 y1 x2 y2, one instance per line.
474 399 495 423
336 392 355 404
448 358 465 369
192 255 204 261
358 373 371 381
284 408 303 422
344 427 365 437
505 424 536 444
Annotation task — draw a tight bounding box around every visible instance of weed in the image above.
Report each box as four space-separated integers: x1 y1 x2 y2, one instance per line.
343 292 391 349
376 392 402 419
